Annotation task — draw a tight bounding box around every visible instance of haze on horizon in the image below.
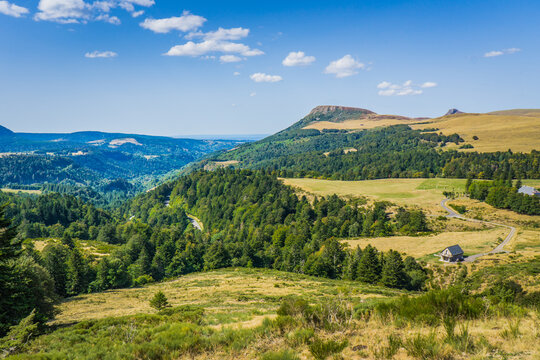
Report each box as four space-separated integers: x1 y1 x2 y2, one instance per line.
1 0 539 136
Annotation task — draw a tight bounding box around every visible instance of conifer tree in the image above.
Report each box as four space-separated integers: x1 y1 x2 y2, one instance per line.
381 250 409 289
356 245 381 284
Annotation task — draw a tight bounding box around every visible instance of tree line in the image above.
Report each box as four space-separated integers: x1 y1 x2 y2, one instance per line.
466 178 540 215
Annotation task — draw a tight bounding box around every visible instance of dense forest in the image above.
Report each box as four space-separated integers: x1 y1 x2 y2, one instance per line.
214 125 540 180
0 169 430 335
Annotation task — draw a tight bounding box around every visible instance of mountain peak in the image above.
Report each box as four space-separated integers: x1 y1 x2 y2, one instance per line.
308 105 376 116
445 108 463 116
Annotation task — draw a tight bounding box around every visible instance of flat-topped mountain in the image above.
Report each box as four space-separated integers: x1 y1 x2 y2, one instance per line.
308 105 376 116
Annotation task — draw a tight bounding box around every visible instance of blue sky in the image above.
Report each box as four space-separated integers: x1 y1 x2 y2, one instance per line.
1 0 539 136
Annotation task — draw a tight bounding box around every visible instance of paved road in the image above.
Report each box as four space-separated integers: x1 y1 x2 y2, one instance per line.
187 214 203 231
440 199 516 262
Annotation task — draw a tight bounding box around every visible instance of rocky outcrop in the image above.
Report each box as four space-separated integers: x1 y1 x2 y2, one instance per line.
308 105 376 116
445 108 464 116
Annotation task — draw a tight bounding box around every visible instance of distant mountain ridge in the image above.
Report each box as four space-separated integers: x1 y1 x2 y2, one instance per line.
0 124 14 136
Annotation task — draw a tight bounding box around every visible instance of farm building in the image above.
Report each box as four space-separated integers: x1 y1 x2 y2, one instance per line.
518 185 540 197
440 245 464 262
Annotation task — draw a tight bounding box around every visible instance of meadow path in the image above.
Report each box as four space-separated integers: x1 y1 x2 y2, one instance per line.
440 199 516 262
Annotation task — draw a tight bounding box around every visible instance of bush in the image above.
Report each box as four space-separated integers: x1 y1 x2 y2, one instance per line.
261 349 300 360
308 337 348 360
404 332 451 360
372 333 402 359
374 288 485 326
158 306 204 324
0 310 39 356
133 274 154 287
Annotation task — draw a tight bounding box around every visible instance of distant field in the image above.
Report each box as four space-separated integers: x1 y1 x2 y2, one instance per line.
412 112 540 153
303 115 417 130
301 109 540 153
344 227 509 259
1 188 42 195
282 177 466 214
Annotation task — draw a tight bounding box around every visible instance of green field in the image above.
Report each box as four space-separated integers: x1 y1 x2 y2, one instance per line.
282 178 467 214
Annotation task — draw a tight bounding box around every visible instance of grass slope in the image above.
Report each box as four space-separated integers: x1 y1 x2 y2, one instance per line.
411 112 540 153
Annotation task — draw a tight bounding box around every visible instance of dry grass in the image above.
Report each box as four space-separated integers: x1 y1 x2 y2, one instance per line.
344 227 509 258
282 177 466 215
411 112 540 153
1 188 42 195
52 268 399 326
303 115 418 131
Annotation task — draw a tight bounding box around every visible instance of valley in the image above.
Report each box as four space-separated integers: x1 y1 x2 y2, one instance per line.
1 106 539 360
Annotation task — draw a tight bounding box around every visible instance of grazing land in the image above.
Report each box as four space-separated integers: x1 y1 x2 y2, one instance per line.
411 112 540 152
344 227 509 259
282 178 467 214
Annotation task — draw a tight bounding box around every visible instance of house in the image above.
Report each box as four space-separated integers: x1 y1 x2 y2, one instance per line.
518 185 540 197
440 245 464 262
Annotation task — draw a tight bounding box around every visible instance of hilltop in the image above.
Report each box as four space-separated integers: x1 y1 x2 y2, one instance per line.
204 105 540 181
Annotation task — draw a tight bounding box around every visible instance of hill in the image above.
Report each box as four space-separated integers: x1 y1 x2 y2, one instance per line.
411 111 540 152
0 124 13 136
0 129 245 205
9 268 540 359
206 106 540 181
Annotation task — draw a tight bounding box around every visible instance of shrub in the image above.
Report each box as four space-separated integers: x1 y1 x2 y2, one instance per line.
287 328 314 347
308 337 348 360
0 310 39 355
372 333 402 359
261 349 300 360
133 275 154 287
158 306 204 324
374 288 485 326
149 291 169 311
403 332 451 359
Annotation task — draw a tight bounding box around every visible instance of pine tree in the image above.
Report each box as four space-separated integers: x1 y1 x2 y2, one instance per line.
65 248 90 296
381 250 409 289
356 245 381 284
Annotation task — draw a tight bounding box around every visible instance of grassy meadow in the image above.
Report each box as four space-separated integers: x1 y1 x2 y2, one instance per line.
10 268 540 359
411 112 540 153
282 178 467 214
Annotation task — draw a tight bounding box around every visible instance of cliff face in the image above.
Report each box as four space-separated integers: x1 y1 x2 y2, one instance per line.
308 105 376 116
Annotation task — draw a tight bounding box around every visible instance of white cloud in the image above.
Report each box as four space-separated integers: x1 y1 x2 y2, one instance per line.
34 0 153 24
233 71 240 76
0 0 28 17
85 50 118 58
420 81 437 88
35 0 88 23
165 40 263 57
484 48 521 57
131 9 143 17
324 55 365 78
377 80 436 96
140 11 206 33
95 13 120 24
250 73 282 83
250 92 256 97
187 27 250 41
282 51 315 66
220 54 242 63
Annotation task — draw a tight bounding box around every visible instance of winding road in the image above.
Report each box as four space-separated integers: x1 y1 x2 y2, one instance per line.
440 199 516 262
187 214 203 231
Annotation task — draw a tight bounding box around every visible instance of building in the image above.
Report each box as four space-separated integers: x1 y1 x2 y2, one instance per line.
518 185 540 197
440 245 464 262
